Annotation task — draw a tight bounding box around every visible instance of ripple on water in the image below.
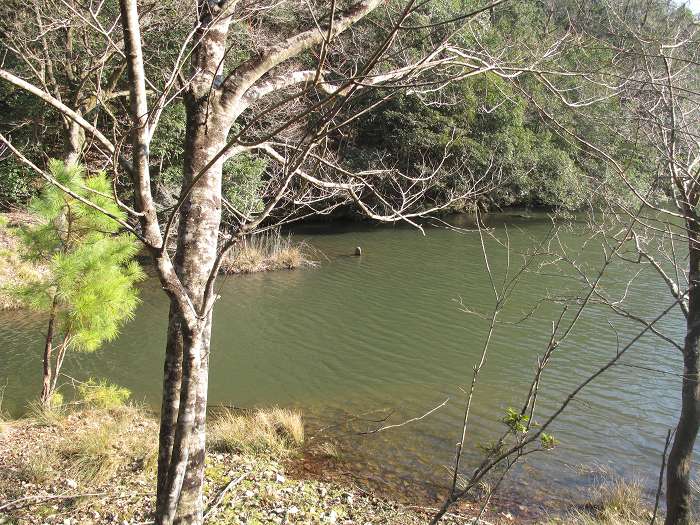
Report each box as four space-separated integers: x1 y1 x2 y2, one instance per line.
0 214 697 507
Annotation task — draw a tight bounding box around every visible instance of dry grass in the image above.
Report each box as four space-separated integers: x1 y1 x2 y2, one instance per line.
0 214 48 310
60 423 118 483
221 229 315 274
208 407 304 457
57 406 157 485
17 446 57 484
26 398 66 427
546 478 659 525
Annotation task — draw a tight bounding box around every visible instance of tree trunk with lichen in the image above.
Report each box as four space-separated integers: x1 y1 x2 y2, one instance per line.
155 4 233 522
156 104 227 524
666 223 700 525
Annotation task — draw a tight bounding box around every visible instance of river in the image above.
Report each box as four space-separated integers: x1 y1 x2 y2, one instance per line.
0 212 691 511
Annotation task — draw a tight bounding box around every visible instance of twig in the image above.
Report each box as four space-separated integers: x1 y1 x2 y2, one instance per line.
359 398 449 434
203 472 249 521
0 491 108 511
651 428 674 525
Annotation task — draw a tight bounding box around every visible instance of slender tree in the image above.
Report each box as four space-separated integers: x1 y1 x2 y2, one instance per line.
519 2 699 521
11 160 143 405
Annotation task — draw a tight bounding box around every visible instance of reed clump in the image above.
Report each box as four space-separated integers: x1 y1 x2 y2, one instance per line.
220 229 315 274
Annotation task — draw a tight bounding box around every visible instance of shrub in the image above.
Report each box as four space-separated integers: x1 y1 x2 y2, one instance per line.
0 157 37 208
49 391 64 408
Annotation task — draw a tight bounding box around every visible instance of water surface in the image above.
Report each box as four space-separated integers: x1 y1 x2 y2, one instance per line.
0 212 691 508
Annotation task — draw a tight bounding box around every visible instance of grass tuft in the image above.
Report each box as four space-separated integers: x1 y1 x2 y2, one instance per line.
18 447 57 484
58 406 156 485
208 407 304 457
547 478 654 525
60 423 118 483
26 398 65 427
221 229 315 274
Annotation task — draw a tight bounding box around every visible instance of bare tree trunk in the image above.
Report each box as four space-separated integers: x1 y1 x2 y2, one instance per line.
156 309 212 525
666 226 700 525
155 91 227 524
157 305 184 514
158 326 204 525
40 295 58 405
50 337 68 396
176 315 212 525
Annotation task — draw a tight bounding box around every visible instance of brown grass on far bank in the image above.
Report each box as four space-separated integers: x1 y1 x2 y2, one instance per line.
0 214 48 310
220 229 316 274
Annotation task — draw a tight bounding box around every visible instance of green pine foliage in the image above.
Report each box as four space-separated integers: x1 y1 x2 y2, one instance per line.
77 378 131 409
11 160 144 352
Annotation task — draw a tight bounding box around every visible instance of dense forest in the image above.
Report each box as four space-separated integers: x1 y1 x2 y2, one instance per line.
1 1 699 525
3 1 689 215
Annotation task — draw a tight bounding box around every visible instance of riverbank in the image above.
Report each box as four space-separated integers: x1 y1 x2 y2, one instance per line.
0 212 685 525
0 397 665 525
0 400 483 524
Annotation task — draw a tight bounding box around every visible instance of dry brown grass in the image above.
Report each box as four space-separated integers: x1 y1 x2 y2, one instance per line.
208 407 304 457
543 477 683 525
0 214 48 310
57 406 157 485
17 446 57 484
221 229 315 274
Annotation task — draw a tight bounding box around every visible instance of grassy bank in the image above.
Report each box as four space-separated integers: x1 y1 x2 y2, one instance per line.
0 392 476 525
1 396 673 525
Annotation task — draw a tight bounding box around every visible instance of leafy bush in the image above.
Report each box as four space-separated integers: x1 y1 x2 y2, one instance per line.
0 158 36 209
223 153 268 216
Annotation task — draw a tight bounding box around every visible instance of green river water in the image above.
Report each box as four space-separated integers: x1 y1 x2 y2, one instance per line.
0 212 691 510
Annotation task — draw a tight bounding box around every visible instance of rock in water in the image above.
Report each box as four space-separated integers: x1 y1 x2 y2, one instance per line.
354 246 362 256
